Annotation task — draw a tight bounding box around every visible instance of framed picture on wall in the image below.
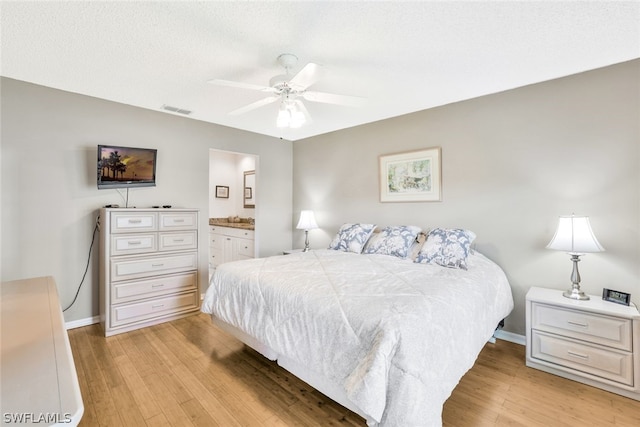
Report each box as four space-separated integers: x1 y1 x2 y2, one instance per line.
379 147 442 202
215 185 229 198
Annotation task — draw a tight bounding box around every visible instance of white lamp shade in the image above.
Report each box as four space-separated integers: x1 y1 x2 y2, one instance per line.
547 215 605 254
296 210 318 230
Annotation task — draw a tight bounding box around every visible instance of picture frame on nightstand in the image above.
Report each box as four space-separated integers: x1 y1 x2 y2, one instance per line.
602 288 631 306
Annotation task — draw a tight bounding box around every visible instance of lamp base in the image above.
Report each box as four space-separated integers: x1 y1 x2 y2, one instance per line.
563 288 590 300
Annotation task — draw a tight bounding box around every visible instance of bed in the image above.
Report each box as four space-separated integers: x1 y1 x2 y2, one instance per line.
201 225 514 426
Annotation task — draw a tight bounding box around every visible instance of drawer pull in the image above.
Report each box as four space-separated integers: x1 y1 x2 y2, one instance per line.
173 219 185 223
567 351 589 360
151 284 165 288
173 239 185 243
127 241 142 245
128 219 143 224
567 320 589 328
152 304 165 309
151 263 165 268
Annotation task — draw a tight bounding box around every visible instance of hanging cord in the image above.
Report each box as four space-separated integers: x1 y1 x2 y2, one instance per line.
63 214 100 312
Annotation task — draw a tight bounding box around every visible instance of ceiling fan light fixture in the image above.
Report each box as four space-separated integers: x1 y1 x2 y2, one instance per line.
276 99 306 128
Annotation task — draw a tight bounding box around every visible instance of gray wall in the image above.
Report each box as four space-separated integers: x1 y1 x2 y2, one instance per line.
293 60 640 336
1 77 293 323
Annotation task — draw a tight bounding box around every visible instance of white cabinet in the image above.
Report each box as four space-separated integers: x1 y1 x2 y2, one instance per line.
100 208 200 337
209 225 254 268
526 287 640 400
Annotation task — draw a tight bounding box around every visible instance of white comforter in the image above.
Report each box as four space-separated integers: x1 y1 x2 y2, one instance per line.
201 249 513 426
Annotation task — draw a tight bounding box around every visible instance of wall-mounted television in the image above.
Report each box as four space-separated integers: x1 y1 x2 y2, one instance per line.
97 145 157 189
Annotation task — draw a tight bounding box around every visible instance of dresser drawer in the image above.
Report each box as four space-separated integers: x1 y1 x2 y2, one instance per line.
532 302 632 351
111 253 197 281
111 272 197 304
110 291 199 328
531 330 633 386
237 238 254 258
159 211 198 231
111 233 157 256
159 231 198 251
111 212 157 233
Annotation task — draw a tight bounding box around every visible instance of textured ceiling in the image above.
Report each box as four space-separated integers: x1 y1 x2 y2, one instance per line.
1 1 639 141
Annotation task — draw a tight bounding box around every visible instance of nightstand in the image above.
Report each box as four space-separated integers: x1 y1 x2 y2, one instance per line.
283 249 305 255
526 287 640 400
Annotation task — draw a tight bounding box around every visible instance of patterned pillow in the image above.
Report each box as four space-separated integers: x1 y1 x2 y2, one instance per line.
328 223 376 253
415 228 476 269
363 225 422 258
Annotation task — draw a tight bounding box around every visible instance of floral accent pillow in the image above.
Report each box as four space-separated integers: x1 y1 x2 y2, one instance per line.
363 225 422 259
415 228 476 270
328 223 376 254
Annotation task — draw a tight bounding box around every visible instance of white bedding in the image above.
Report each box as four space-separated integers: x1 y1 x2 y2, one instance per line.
201 249 513 426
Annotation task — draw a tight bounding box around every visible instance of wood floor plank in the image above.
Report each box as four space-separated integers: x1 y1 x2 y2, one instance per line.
113 353 162 420
68 314 640 426
141 371 195 427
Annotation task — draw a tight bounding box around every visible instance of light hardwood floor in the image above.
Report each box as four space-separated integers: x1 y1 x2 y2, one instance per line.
68 313 640 426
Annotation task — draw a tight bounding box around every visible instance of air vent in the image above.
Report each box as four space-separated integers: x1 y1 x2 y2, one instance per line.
161 105 192 115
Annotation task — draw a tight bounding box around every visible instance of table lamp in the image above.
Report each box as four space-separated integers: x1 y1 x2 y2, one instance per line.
546 214 605 300
296 210 318 252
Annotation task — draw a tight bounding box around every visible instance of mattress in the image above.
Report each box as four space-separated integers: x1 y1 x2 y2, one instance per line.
201 249 514 426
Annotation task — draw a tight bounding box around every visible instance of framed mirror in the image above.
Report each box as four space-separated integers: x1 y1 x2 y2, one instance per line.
243 170 255 208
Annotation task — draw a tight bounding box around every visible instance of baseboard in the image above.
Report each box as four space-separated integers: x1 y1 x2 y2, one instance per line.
494 329 525 346
62 314 526 346
65 315 100 330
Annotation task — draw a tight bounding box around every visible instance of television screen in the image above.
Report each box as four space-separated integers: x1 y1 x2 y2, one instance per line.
97 145 157 189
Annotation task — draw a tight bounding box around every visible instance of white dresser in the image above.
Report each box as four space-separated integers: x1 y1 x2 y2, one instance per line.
99 208 200 337
209 225 254 268
526 286 640 400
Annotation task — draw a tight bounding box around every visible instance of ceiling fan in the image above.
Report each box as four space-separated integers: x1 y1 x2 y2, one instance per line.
208 54 365 128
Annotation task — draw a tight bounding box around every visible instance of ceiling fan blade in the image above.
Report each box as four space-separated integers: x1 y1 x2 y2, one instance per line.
289 63 322 90
208 79 276 93
302 90 366 107
229 96 279 115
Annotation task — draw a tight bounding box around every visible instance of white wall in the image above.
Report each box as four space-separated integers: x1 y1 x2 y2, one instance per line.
0 77 293 323
208 150 257 219
292 60 640 336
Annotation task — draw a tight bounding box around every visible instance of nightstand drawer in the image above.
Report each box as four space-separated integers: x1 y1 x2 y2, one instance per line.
531 330 633 386
532 302 632 351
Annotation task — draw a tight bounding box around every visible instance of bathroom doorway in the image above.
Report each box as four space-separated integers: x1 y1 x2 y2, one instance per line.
208 149 258 278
